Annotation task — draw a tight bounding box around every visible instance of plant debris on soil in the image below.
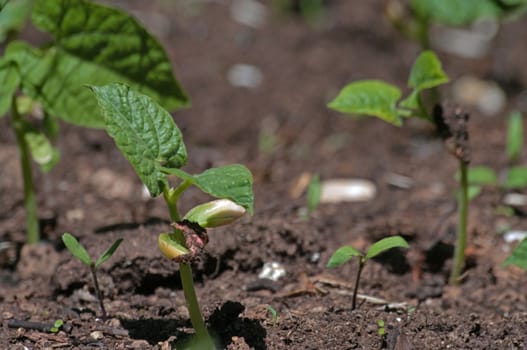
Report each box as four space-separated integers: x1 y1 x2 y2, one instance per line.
1 1 527 349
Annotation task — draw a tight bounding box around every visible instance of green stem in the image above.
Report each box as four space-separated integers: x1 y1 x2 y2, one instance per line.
12 97 39 244
450 159 468 285
162 185 215 349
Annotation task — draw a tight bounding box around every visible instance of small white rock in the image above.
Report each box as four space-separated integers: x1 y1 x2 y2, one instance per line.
230 0 267 28
452 76 506 116
503 193 527 207
90 330 104 340
227 64 263 88
320 179 376 203
504 231 527 243
259 262 286 281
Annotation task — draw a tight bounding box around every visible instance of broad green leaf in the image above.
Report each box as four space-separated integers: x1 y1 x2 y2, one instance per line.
503 238 527 269
95 238 123 268
410 0 503 26
327 246 362 268
366 236 409 260
0 59 20 117
307 174 321 213
0 0 33 43
161 165 254 214
43 113 59 141
62 233 92 266
90 83 187 196
456 166 497 185
407 51 449 94
24 130 59 172
507 111 523 164
31 0 188 111
328 80 402 126
194 165 254 215
504 166 527 189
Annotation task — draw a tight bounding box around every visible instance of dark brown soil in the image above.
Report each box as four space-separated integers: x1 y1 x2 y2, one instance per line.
2 1 527 349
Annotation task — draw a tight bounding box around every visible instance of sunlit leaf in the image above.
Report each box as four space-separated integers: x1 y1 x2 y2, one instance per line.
503 238 527 269
90 83 187 196
327 246 363 268
328 80 402 126
366 236 409 260
62 233 92 266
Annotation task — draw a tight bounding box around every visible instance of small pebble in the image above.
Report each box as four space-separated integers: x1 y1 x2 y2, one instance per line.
504 231 527 243
320 179 376 203
2 312 13 319
230 0 267 28
258 262 286 281
90 331 104 340
452 76 505 116
227 64 263 88
503 193 527 207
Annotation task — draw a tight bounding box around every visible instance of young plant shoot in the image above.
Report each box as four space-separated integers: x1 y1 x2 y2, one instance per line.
327 236 409 310
328 50 472 285
90 83 254 349
0 0 188 243
61 233 123 319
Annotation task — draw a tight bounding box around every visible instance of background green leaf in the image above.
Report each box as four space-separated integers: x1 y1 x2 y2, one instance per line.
0 0 33 43
507 111 523 164
456 166 498 186
90 83 187 197
410 0 503 26
95 238 123 268
365 236 409 260
62 233 92 266
503 238 527 269
327 245 363 268
307 174 321 213
407 51 449 92
504 166 527 189
328 80 402 126
3 0 188 128
0 60 20 117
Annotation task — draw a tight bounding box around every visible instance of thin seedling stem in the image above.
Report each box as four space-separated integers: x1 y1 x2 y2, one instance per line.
352 260 365 310
90 265 107 319
450 159 469 285
163 186 215 348
12 96 39 244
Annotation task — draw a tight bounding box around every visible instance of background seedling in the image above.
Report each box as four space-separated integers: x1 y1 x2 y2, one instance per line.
307 174 321 216
90 83 254 349
0 0 188 243
503 237 527 269
50 319 64 333
61 233 123 319
385 0 527 49
328 50 474 285
327 236 409 310
266 305 280 327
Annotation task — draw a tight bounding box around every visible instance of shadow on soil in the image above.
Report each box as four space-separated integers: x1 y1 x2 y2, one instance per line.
121 301 266 349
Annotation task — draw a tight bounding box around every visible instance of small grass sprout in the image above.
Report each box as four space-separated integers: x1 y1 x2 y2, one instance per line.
327 236 409 310
50 319 64 333
62 233 123 319
307 174 321 216
266 305 279 327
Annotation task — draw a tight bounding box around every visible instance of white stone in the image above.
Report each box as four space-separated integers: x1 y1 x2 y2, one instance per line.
227 63 263 88
259 261 286 281
230 0 267 28
320 179 376 203
504 231 527 243
452 76 506 116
